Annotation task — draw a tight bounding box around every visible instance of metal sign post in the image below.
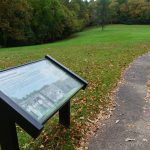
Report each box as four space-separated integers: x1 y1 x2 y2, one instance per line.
0 103 19 150
59 101 70 128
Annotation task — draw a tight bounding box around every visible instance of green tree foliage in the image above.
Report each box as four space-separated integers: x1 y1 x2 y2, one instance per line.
69 0 90 29
62 0 70 6
0 0 150 47
29 0 69 43
88 0 97 25
0 0 32 46
108 0 119 23
117 0 150 24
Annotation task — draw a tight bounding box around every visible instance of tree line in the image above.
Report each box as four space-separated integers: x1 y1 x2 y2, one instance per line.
0 0 150 47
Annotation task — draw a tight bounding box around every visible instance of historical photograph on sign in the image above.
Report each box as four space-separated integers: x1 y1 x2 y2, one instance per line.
0 60 83 123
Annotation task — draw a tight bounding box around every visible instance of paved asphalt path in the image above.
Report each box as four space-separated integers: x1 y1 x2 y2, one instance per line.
89 52 150 150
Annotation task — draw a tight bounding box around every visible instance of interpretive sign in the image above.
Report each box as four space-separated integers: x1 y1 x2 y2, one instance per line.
0 55 87 150
0 59 84 123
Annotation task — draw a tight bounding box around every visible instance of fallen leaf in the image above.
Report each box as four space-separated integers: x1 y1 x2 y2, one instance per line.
87 118 95 123
127 123 135 128
125 138 136 142
40 145 44 149
80 117 84 120
115 120 120 124
146 124 150 130
143 138 148 142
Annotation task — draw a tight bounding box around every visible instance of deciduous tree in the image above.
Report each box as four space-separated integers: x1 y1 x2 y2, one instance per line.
0 0 31 46
97 0 110 30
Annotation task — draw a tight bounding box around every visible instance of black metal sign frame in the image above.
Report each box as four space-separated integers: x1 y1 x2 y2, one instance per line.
0 55 87 150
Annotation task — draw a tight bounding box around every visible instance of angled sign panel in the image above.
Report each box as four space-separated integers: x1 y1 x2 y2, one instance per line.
0 55 87 138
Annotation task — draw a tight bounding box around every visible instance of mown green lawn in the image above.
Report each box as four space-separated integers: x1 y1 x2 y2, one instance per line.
0 25 150 149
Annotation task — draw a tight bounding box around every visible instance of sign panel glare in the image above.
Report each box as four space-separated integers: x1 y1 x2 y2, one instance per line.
0 60 83 123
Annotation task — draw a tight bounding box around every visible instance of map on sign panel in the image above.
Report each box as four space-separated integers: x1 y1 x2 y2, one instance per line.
0 60 83 123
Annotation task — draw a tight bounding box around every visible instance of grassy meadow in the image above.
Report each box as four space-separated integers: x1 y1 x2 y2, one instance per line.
0 25 150 149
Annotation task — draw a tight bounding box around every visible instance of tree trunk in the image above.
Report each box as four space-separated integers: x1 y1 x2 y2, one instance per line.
2 31 8 47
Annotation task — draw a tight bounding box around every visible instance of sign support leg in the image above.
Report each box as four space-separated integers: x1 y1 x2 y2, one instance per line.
59 101 70 128
0 120 19 150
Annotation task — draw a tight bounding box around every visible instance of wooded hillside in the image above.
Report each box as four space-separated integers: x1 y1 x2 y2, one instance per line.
0 0 150 47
